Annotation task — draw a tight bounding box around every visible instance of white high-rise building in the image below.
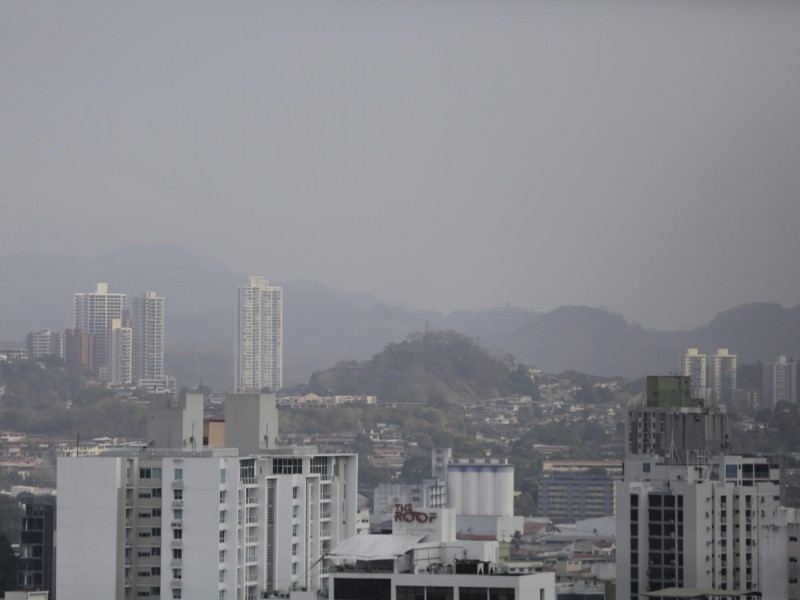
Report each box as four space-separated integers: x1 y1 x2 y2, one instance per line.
680 348 707 399
71 282 126 380
709 348 737 408
56 393 357 600
235 276 283 392
616 375 797 599
132 291 166 385
617 455 782 599
110 318 133 386
763 355 798 409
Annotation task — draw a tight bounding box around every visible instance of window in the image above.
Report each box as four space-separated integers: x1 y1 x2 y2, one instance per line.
220 510 226 524
172 590 182 599
246 546 256 562
151 527 161 537
459 588 489 600
151 567 161 576
173 568 182 579
220 490 227 504
219 569 226 582
293 505 299 519
397 587 425 600
140 468 152 479
152 488 162 498
174 489 183 500
489 589 515 600
426 588 453 600
174 509 183 520
174 468 183 481
173 529 182 540
220 468 226 484
152 467 162 479
219 530 226 543
310 456 328 478
273 458 302 475
152 547 161 557
292 524 298 537
292 562 298 575
726 464 738 479
643 463 651 473
292 486 299 499
219 549 225 563
152 508 162 518
172 549 182 560
240 459 255 482
219 591 225 600
292 543 298 556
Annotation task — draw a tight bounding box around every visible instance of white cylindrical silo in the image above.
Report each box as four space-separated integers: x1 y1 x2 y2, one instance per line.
447 468 463 515
479 468 494 515
494 464 514 517
464 467 479 515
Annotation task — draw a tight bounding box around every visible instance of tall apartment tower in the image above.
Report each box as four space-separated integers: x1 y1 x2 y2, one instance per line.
235 276 283 392
680 348 707 399
132 291 166 385
763 356 798 409
709 348 737 408
71 283 126 380
110 316 133 386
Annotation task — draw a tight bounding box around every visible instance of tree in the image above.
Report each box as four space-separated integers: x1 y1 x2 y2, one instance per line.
358 463 391 489
514 492 535 518
398 455 430 483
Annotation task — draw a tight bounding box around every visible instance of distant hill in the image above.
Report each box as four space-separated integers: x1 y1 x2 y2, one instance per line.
1 246 798 385
497 303 800 379
497 306 675 379
306 330 535 404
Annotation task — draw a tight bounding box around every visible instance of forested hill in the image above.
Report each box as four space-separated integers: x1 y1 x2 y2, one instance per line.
305 330 535 404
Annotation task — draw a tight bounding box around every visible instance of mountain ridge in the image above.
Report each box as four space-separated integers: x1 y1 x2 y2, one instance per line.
1 246 798 385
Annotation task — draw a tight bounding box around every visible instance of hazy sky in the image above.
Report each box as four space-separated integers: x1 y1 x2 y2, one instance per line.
2 1 799 329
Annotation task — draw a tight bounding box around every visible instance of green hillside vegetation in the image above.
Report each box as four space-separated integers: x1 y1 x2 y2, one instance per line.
0 361 147 438
306 330 536 404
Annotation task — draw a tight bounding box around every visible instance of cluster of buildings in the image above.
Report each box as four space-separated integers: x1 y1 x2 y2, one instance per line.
20 274 287 395
24 283 168 390
680 347 798 410
15 391 560 600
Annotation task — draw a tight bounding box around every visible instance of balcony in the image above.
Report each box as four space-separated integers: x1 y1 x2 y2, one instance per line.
172 480 184 489
172 500 183 508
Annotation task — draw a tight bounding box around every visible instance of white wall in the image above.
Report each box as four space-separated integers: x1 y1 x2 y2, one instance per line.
56 457 123 600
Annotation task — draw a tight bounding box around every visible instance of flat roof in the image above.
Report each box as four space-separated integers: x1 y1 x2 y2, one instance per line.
328 534 427 561
643 588 760 598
